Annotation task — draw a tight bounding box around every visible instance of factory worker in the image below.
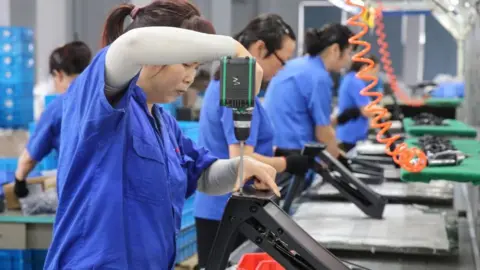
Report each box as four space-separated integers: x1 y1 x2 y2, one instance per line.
42 1 280 270
336 54 388 152
194 14 312 269
264 23 355 159
13 41 92 198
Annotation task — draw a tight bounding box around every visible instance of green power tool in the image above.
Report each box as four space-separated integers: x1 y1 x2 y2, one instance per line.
219 56 256 191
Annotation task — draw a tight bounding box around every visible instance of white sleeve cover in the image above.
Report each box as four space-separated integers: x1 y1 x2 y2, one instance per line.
104 27 237 91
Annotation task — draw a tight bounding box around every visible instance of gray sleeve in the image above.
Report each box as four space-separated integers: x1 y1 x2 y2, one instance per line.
197 157 240 195
104 27 237 98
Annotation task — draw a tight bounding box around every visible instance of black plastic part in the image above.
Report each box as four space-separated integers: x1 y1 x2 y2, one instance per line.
302 143 387 219
281 175 304 214
349 158 385 179
206 186 350 270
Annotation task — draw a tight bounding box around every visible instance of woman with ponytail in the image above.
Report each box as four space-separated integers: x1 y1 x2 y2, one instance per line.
43 1 279 269
264 23 356 163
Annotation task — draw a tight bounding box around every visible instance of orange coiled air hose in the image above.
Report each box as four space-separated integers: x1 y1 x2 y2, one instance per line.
345 1 427 172
374 4 425 107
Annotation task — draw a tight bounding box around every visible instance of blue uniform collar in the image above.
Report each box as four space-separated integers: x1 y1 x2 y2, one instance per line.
307 55 326 70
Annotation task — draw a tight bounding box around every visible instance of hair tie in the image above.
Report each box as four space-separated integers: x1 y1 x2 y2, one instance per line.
130 6 140 19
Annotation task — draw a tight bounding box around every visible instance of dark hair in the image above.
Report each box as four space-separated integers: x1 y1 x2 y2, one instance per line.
49 41 92 75
305 23 355 56
101 0 215 48
214 14 295 80
349 54 378 72
235 14 296 55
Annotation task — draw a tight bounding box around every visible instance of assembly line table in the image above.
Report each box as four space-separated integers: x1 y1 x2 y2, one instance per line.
0 211 53 249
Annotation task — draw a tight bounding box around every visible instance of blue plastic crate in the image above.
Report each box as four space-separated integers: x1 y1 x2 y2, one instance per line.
1 55 35 72
30 250 47 270
0 70 35 84
0 249 31 270
0 83 34 98
176 226 197 263
0 158 19 172
181 195 195 229
178 121 199 143
0 57 35 84
40 151 58 171
44 95 59 107
0 42 34 56
0 27 34 42
159 103 177 118
0 108 34 129
28 122 36 134
1 97 33 111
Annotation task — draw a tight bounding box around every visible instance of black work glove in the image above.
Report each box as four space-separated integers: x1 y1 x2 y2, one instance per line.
14 177 29 198
337 155 353 171
337 107 361 125
285 155 314 175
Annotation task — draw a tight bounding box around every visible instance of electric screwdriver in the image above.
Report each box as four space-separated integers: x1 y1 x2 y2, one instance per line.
219 56 256 191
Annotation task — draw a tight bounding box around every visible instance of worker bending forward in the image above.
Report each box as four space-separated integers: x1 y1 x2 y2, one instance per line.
43 1 279 270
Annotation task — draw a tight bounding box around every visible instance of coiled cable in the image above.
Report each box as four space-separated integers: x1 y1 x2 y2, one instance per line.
374 4 425 106
345 1 427 172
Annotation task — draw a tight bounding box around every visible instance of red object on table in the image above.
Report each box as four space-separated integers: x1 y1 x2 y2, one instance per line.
237 253 285 270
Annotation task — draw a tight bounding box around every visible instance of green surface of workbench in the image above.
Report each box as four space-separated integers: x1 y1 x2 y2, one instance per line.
401 139 480 184
424 98 463 107
403 118 478 138
0 211 54 224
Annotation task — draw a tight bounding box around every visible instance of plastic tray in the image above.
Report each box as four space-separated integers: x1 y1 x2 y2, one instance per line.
403 118 477 138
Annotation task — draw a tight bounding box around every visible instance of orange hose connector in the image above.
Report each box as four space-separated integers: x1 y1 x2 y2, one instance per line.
374 4 425 107
345 1 427 172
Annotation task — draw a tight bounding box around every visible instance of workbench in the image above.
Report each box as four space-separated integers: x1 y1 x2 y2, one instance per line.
0 211 53 250
382 96 462 119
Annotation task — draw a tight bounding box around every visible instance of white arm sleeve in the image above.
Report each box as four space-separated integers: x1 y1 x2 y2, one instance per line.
104 27 237 93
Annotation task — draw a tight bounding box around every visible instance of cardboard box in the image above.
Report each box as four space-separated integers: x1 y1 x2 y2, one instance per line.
3 176 56 210
0 130 29 157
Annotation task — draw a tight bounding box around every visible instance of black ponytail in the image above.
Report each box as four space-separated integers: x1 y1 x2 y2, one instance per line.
305 23 355 56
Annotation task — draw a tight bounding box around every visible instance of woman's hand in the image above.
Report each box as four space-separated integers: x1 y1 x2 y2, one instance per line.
234 156 280 197
235 41 264 95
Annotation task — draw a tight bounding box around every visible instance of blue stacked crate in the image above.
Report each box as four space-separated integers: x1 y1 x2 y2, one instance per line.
39 95 59 170
0 27 35 129
0 250 32 270
176 194 197 263
178 121 199 143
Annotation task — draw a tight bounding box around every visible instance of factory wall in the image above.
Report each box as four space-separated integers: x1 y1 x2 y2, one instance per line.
424 14 457 80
